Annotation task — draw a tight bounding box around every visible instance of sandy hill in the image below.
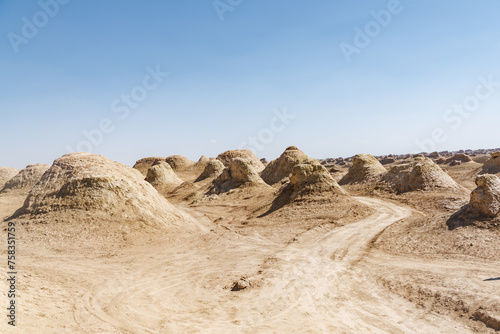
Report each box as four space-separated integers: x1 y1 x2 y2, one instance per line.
196 155 210 166
448 174 500 229
383 157 462 193
195 158 225 182
289 163 346 197
445 153 473 164
467 175 500 218
260 146 316 185
12 153 201 239
339 154 387 185
217 149 265 172
210 157 269 194
1 163 50 193
480 152 500 175
133 157 167 176
261 160 366 218
166 155 196 171
134 155 208 183
146 161 184 192
0 167 19 189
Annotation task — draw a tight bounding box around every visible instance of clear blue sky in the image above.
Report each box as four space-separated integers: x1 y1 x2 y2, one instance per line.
1 0 500 169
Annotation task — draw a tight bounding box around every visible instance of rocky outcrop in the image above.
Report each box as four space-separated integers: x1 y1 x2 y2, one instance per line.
428 152 441 159
0 167 19 190
379 157 395 165
211 158 267 193
448 175 500 229
289 163 346 197
133 157 166 176
383 157 461 193
468 175 500 218
445 153 472 164
166 155 196 171
339 154 387 185
15 153 197 231
145 161 184 190
216 150 265 172
1 164 50 193
480 152 500 175
195 159 225 182
192 156 210 171
261 146 316 185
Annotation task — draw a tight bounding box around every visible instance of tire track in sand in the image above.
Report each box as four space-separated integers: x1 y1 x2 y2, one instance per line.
72 197 475 333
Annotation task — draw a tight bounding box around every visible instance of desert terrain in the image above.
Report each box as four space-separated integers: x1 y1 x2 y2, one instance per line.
1 147 499 333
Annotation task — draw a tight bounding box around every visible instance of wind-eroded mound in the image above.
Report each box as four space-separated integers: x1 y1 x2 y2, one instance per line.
210 157 267 193
262 161 350 215
261 146 316 185
195 159 225 182
166 155 196 171
196 155 210 165
469 175 500 218
0 167 19 190
289 163 346 198
1 164 50 193
216 149 265 172
146 161 184 191
15 153 198 232
445 153 473 164
480 152 500 175
133 157 166 176
448 175 500 229
339 154 387 185
383 157 461 193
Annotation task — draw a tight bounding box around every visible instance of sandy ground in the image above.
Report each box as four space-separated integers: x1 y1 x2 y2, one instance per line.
2 186 496 333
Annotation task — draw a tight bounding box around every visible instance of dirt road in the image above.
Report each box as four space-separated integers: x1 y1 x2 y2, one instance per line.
1 196 482 333
57 197 473 333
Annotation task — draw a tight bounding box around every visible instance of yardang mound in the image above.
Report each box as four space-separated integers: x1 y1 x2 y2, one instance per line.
133 157 166 176
1 164 50 193
445 153 473 164
196 155 210 165
14 153 198 232
166 155 196 171
216 149 265 172
210 157 267 194
289 163 346 198
0 167 19 190
480 152 500 175
195 158 225 182
339 154 387 185
383 157 461 193
145 161 184 191
448 174 500 229
469 175 500 218
261 146 316 185
263 161 349 215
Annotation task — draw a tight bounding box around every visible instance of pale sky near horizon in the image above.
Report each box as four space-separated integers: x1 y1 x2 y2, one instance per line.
1 0 500 169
